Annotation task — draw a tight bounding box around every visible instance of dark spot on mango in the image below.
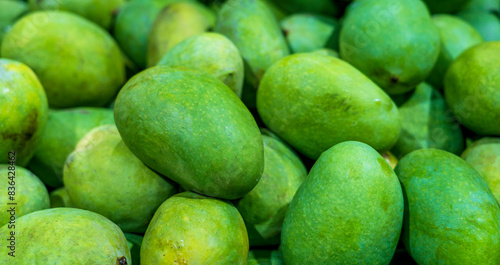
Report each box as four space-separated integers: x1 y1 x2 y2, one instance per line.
117 256 127 265
390 76 399 84
1 109 38 146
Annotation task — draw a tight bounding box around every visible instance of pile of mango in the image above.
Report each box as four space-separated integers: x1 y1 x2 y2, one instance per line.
1 0 500 264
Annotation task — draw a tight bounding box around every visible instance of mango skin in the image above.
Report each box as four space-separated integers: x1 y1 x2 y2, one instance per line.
0 208 131 264
444 41 500 135
257 53 401 159
0 165 49 226
64 125 178 233
457 11 500 41
0 59 48 166
311 48 339 58
147 1 215 66
281 141 404 264
29 0 125 30
461 137 500 203
114 66 264 200
340 0 440 95
236 134 307 246
427 14 483 88
141 192 248 265
0 0 27 51
281 13 338 53
1 11 125 108
423 0 472 13
158 32 244 97
216 0 289 88
49 187 73 208
395 149 500 265
28 107 114 188
248 250 285 265
391 83 464 158
381 151 399 169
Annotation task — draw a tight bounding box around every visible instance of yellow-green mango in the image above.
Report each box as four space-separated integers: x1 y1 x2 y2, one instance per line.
0 59 48 166
281 141 404 264
395 148 500 264
257 53 401 159
141 192 248 264
281 13 338 53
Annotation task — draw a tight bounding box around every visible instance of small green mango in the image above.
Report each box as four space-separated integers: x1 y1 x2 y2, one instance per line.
0 59 48 166
281 141 404 264
114 66 264 200
0 0 27 50
269 0 337 16
461 137 500 203
281 13 338 53
124 233 143 265
147 1 215 66
427 14 483 88
444 41 500 135
391 83 464 158
158 32 244 97
461 0 500 12
422 0 472 13
0 208 131 264
141 192 248 264
49 187 73 208
236 134 306 246
340 0 440 94
395 148 500 264
457 10 500 41
1 11 125 108
64 125 177 233
257 53 401 159
0 165 49 226
28 107 114 188
248 250 285 265
28 0 125 30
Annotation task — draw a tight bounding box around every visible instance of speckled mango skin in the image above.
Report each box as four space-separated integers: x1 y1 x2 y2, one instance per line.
247 250 285 265
158 32 244 97
281 141 404 264
1 11 125 108
391 83 464 158
281 13 338 53
395 149 500 265
215 0 290 88
28 107 114 188
457 11 500 41
0 165 49 226
422 0 472 13
444 41 500 135
340 0 440 95
257 53 401 159
236 135 306 246
0 208 131 264
49 187 73 208
114 66 264 200
147 2 215 66
0 59 48 166
461 137 500 203
0 0 27 50
29 0 125 30
427 15 483 88
141 192 248 265
63 125 177 233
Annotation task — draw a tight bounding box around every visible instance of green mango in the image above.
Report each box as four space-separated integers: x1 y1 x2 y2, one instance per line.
281 13 338 53
0 165 49 226
28 0 125 30
125 233 143 265
457 10 500 41
391 83 464 158
0 0 28 51
311 48 339 58
257 53 401 159
461 137 500 203
281 141 404 264
147 1 215 66
422 0 472 13
444 41 500 135
158 32 244 97
49 187 73 208
64 125 177 233
0 59 48 166
236 134 306 246
0 208 131 263
269 0 337 16
215 0 289 89
395 148 500 264
1 11 125 108
28 107 114 188
461 0 500 12
248 250 285 265
427 14 483 88
141 192 248 264
114 66 263 200
340 0 440 95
